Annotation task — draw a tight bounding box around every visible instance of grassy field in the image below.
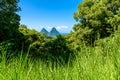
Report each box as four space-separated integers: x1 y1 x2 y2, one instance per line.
0 33 120 80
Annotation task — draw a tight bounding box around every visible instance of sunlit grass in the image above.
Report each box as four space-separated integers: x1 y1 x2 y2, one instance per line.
0 33 120 80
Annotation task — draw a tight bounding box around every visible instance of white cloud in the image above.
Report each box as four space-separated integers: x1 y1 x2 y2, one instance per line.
46 26 52 29
29 25 70 33
46 26 53 31
56 26 69 30
20 24 70 33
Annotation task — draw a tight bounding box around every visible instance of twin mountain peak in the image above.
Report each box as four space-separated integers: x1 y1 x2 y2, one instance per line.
40 27 60 37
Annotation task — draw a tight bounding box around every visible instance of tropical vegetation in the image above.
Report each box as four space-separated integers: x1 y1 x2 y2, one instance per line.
0 0 120 80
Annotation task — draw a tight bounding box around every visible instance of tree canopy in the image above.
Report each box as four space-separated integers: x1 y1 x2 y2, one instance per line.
73 0 120 44
0 0 20 42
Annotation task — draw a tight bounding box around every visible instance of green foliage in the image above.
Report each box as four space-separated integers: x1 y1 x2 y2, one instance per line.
73 0 120 44
0 40 14 55
18 25 73 63
1 0 120 79
66 27 92 49
1 32 120 79
0 0 22 55
0 0 20 42
44 35 73 63
19 24 52 55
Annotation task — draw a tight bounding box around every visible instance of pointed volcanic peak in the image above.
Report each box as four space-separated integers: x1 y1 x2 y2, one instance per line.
40 28 49 35
49 27 60 37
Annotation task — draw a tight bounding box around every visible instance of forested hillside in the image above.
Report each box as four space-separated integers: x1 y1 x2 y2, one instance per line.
0 0 120 79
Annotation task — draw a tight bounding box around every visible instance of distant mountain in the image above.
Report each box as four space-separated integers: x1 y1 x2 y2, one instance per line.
40 27 60 37
40 28 49 35
49 27 60 37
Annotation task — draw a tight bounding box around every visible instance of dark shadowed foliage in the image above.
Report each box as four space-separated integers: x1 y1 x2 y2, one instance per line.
0 0 27 56
0 0 21 42
43 35 74 64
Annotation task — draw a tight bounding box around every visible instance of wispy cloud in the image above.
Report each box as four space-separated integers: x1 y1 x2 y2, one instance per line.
42 25 70 33
46 25 69 31
56 26 69 30
46 26 53 31
46 26 52 29
21 24 70 33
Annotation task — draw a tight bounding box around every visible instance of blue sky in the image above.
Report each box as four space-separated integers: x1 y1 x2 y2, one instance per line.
18 0 82 33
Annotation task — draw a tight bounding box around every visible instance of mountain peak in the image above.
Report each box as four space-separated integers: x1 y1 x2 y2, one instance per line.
40 28 49 35
40 27 60 37
49 27 60 37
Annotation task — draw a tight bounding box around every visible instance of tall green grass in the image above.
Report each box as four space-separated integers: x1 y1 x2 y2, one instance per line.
0 32 120 80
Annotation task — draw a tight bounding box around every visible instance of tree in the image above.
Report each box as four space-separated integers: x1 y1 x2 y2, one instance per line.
0 0 20 42
44 35 72 63
19 24 52 55
73 0 120 44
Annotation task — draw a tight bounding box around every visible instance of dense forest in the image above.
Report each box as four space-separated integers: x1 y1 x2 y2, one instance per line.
0 0 120 80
